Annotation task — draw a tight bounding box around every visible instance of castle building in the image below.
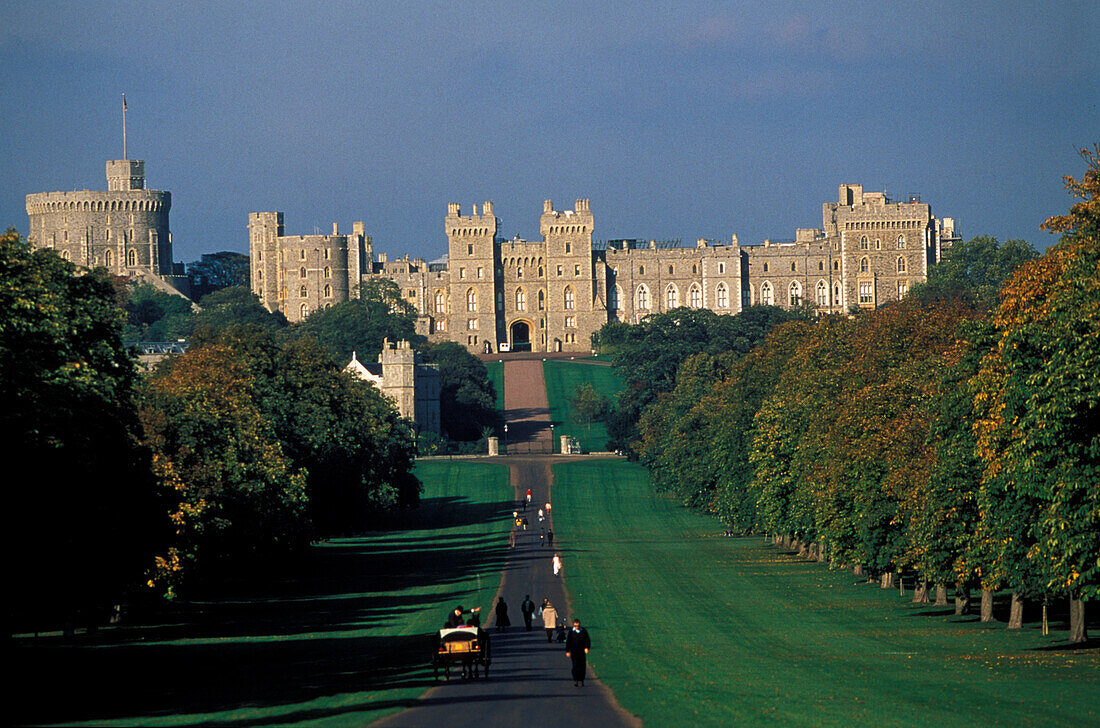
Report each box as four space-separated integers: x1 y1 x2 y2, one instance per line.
25 159 189 295
252 184 959 354
344 340 441 434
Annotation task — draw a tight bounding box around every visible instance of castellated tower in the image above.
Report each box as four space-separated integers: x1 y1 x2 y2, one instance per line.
445 202 499 351
541 199 599 351
380 339 417 422
249 213 370 322
26 159 175 279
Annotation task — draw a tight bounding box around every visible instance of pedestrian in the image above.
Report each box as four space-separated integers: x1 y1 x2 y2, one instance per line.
541 599 558 643
539 529 545 546
521 594 536 631
494 597 510 632
552 552 562 576
522 516 529 531
526 488 532 504
538 508 545 523
547 529 554 547
545 501 551 514
509 529 516 549
565 618 591 686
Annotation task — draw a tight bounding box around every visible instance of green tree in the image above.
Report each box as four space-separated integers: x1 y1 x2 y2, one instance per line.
289 279 418 362
123 282 194 341
189 286 287 340
186 251 251 299
1 230 162 629
420 340 502 441
910 235 1037 307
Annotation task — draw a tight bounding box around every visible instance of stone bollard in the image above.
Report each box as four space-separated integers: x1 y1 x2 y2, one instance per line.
488 436 499 456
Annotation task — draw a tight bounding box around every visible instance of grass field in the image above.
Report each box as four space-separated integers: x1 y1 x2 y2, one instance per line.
543 359 625 452
552 459 1100 728
483 360 505 411
13 460 511 728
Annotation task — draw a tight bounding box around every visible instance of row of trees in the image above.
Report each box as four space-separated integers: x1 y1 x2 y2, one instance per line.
619 148 1099 642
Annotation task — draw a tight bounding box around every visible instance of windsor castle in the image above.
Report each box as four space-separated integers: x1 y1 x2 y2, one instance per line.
27 157 959 356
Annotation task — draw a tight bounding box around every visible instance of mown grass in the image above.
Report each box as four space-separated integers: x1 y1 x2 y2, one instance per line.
12 460 511 728
484 360 505 411
552 459 1100 728
543 359 625 452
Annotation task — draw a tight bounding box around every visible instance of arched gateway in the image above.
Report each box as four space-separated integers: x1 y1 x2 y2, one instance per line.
509 320 532 352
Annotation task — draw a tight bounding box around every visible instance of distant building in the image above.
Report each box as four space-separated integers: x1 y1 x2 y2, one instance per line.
25 158 190 297
252 184 960 353
344 339 441 434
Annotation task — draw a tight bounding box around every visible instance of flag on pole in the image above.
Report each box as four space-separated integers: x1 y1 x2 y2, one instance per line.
123 93 127 110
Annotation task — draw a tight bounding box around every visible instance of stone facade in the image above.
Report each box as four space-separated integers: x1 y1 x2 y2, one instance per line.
344 339 441 434
251 185 959 354
25 159 189 293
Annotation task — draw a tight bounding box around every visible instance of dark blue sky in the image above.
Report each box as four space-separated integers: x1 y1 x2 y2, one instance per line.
2 2 1096 264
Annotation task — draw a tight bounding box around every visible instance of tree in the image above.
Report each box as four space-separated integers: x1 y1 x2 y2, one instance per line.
973 145 1100 642
186 251 251 299
420 340 502 441
1 229 162 629
123 282 194 341
289 279 418 362
189 286 287 340
909 235 1037 308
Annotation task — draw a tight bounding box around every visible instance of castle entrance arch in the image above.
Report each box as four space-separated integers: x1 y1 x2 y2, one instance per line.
509 319 532 352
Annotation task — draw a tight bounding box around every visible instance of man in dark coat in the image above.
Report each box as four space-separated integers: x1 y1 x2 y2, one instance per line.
494 597 510 632
520 594 536 631
564 618 591 687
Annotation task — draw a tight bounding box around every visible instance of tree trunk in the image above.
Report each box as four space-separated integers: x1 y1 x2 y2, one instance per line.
934 583 948 606
1069 597 1089 643
1007 593 1023 630
817 542 828 564
955 584 970 615
782 534 792 550
853 563 864 577
980 588 994 622
898 571 906 597
880 571 895 589
913 580 930 603
798 542 810 558
1042 598 1049 636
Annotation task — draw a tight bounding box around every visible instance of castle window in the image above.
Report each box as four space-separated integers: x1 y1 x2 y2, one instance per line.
300 285 308 298
517 267 523 278
435 290 445 314
692 264 698 275
565 242 571 254
689 284 702 308
408 289 416 298
668 265 674 275
716 282 729 308
860 236 869 250
538 289 545 310
818 261 824 271
104 249 113 267
300 267 307 278
639 265 645 275
468 244 474 255
127 248 137 266
834 260 840 271
609 285 621 310
788 281 802 307
477 267 484 279
718 262 725 274
791 262 797 272
257 269 263 280
834 282 842 305
763 262 769 273
257 250 263 261
760 281 773 306
898 281 909 298
324 284 332 298
466 288 477 312
665 284 679 309
538 266 544 277
459 267 466 279
897 235 906 249
467 318 478 330
875 239 881 250
897 257 907 273
574 264 581 276
300 250 306 260
636 284 650 310
324 248 330 260
816 281 828 306
565 316 576 328
324 266 331 278
516 288 526 311
557 265 563 276
564 286 575 310
860 257 869 273
300 303 309 317
859 282 874 304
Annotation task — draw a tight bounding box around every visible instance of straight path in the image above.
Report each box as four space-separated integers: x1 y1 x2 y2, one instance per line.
372 370 641 727
500 358 554 453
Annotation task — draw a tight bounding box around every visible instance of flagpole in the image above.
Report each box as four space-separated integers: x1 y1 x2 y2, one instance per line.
122 94 128 160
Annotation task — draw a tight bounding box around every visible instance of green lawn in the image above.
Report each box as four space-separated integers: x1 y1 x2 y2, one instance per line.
484 360 505 410
552 459 1099 728
13 460 511 728
543 359 625 452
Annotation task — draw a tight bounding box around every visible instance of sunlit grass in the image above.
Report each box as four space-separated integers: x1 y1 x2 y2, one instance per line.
543 359 625 452
553 459 1099 728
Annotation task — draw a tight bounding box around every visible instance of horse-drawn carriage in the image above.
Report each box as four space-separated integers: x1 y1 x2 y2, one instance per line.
432 626 491 680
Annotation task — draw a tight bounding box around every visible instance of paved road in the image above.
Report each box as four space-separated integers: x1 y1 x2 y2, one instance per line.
371 359 640 728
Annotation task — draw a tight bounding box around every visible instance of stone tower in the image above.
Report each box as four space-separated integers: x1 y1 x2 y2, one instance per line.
379 338 417 421
26 159 177 280
541 199 598 351
445 202 499 351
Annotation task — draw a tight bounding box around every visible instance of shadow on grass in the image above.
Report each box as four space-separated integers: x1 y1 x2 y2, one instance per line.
12 494 514 727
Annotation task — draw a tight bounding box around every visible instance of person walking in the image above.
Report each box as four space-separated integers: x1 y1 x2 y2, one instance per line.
525 488 532 504
520 594 536 631
494 597 510 632
552 553 562 576
565 618 592 686
541 599 558 643
547 529 554 547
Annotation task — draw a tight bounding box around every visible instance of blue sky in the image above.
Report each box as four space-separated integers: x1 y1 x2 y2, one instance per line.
1 1 1096 264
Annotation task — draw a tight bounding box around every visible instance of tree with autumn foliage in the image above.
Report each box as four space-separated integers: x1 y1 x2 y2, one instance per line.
973 145 1100 642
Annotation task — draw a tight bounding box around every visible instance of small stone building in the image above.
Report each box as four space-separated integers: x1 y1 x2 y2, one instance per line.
344 339 441 434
